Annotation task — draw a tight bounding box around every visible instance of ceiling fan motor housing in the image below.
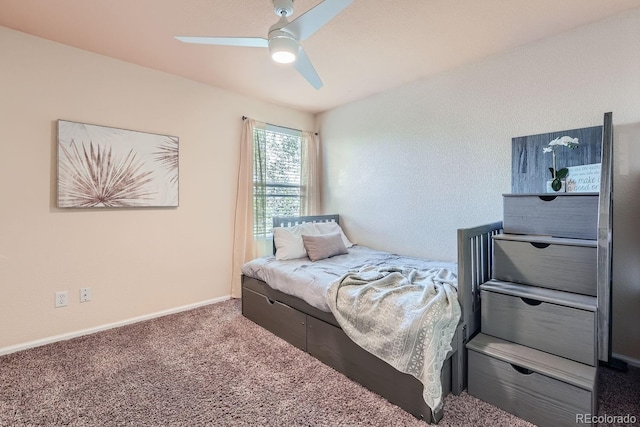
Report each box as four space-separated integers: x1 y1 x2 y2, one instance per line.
268 30 299 63
273 0 294 17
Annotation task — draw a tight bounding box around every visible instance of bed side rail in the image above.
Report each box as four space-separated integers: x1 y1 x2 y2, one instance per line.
457 221 503 339
452 221 502 395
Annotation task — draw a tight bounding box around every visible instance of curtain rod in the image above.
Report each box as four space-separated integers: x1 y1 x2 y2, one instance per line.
242 116 317 136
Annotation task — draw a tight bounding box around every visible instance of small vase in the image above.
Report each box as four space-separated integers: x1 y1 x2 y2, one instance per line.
546 179 566 193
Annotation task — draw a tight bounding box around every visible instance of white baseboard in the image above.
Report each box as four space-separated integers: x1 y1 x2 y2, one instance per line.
0 296 231 357
612 352 640 368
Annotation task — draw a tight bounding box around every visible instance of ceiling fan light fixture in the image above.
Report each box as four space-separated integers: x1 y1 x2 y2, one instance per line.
269 36 298 64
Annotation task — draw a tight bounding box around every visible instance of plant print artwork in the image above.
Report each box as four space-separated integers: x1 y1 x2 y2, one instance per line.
57 120 179 208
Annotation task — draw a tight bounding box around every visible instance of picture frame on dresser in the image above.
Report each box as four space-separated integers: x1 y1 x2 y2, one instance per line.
511 124 603 195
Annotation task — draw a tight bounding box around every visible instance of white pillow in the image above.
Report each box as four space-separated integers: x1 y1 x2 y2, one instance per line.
314 221 354 248
273 222 320 260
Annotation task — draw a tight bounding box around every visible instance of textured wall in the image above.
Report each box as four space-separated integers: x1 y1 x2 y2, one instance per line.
318 9 640 363
0 26 314 351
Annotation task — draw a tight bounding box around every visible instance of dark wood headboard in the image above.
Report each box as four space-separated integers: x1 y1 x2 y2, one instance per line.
272 214 339 228
271 214 340 255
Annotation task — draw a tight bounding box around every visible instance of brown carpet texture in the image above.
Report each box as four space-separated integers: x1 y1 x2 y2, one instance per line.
1 299 638 426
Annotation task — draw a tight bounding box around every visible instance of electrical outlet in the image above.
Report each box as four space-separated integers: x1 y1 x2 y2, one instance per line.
55 291 68 308
80 287 91 303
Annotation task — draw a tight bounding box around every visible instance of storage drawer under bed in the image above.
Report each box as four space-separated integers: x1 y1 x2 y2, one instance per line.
307 315 449 421
467 334 597 427
242 287 307 351
480 280 597 366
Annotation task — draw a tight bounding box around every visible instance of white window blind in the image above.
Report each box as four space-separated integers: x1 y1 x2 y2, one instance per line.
254 124 302 236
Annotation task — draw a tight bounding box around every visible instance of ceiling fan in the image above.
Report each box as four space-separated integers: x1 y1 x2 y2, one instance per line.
175 0 353 90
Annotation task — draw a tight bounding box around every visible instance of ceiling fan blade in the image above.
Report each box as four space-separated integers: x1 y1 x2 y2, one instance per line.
294 47 323 90
175 36 268 48
284 0 353 41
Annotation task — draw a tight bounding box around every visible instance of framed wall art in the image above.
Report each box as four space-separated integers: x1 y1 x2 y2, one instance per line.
57 120 179 208
511 125 602 194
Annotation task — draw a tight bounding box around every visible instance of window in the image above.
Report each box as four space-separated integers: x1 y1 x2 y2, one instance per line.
232 117 318 297
253 124 302 236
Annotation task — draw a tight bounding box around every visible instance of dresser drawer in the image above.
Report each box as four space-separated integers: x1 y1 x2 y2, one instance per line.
467 334 597 427
493 235 597 296
481 281 597 365
242 287 307 351
503 194 598 239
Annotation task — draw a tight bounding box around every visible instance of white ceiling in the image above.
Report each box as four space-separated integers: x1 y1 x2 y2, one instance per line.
2 0 640 113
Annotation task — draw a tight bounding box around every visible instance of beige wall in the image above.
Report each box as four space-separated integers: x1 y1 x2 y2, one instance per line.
318 9 640 363
0 26 314 352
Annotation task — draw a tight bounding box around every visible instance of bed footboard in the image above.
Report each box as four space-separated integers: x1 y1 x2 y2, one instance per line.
452 221 503 394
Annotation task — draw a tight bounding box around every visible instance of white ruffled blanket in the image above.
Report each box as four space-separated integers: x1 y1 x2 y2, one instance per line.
326 265 461 413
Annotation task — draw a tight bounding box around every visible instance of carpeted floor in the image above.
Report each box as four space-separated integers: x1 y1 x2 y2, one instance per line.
1 299 638 426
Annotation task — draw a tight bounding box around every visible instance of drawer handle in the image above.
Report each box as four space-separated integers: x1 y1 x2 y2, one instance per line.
511 364 534 375
538 195 557 202
266 298 276 305
521 297 542 306
530 242 550 249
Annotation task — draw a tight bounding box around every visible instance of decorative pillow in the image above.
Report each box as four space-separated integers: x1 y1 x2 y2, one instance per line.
302 232 348 262
273 222 319 260
314 221 354 248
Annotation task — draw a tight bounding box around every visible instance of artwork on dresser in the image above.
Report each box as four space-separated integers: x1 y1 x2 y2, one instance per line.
57 120 179 208
511 125 602 194
566 163 601 192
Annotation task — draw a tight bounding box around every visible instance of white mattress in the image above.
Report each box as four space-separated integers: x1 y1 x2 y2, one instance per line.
241 245 457 312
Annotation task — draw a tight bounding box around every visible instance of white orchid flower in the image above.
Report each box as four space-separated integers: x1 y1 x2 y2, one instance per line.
548 136 579 147
543 135 580 190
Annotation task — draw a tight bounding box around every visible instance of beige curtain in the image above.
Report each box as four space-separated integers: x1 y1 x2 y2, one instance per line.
231 120 320 298
300 131 321 215
231 119 269 298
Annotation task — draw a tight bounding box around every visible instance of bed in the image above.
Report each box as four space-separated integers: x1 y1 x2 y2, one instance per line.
241 214 502 424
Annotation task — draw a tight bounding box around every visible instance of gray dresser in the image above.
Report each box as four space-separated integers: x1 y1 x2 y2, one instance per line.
467 193 600 427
